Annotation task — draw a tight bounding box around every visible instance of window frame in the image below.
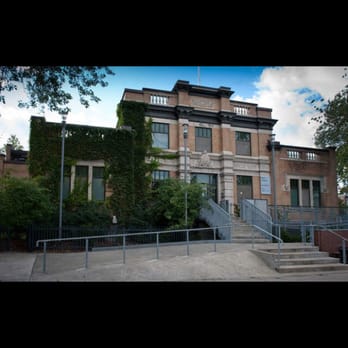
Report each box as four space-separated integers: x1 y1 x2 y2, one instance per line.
152 122 169 149
195 127 212 153
236 131 251 156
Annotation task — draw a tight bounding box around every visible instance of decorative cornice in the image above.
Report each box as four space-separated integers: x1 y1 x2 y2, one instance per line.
173 80 234 98
146 105 277 130
175 105 194 118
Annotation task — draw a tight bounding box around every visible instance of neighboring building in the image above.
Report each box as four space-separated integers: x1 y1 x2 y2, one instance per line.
269 142 337 207
0 144 29 178
122 80 338 211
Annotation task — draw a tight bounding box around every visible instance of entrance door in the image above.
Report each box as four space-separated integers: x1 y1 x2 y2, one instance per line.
237 175 253 203
191 173 217 202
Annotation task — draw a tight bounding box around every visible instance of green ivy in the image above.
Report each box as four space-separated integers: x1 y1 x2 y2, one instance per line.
117 101 151 205
29 110 137 226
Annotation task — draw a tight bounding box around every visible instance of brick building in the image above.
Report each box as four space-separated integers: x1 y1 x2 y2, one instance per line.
269 142 337 207
122 80 338 211
0 144 29 178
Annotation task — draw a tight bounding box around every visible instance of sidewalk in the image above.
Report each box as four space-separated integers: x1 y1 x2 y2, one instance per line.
2 243 348 281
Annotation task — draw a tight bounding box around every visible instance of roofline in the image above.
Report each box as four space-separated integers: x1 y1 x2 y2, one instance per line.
230 100 258 106
31 115 115 131
280 144 335 152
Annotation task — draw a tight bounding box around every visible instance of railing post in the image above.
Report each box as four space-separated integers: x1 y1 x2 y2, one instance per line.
277 239 281 269
252 225 254 249
278 224 281 243
156 233 159 260
85 238 89 269
123 234 126 264
186 229 190 256
310 225 314 246
300 225 305 243
213 227 216 252
343 240 346 264
43 241 47 273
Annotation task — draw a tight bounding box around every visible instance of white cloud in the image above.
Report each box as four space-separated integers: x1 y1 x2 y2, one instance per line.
244 66 347 147
0 104 31 150
1 66 347 151
0 84 118 150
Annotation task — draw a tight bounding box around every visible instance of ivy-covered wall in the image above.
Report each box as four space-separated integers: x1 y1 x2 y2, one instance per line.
29 115 136 225
117 101 152 205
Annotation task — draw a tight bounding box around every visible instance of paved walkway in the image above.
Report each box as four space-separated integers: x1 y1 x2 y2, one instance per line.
2 243 348 281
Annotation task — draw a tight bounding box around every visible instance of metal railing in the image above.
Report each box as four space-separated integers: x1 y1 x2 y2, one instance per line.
316 224 348 264
200 199 232 240
252 224 283 268
241 200 273 240
269 205 348 226
36 225 225 273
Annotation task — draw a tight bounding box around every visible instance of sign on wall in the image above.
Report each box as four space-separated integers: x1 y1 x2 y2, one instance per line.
261 175 271 195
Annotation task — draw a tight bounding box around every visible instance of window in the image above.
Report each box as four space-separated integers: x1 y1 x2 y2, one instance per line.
313 180 321 207
236 131 251 156
152 170 169 181
195 127 212 152
287 150 300 159
67 163 106 201
152 170 169 188
290 179 299 206
191 173 217 202
92 167 105 201
290 178 321 207
237 175 253 202
75 165 88 200
63 166 71 199
302 180 310 206
152 122 169 149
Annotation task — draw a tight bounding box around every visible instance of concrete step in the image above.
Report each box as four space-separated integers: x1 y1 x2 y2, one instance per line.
277 257 339 266
231 238 269 243
276 263 348 273
233 233 267 238
260 246 319 253
269 251 329 259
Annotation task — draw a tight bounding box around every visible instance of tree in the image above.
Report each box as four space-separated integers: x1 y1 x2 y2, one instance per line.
0 177 55 229
312 68 348 185
0 134 23 153
149 178 206 229
0 66 114 115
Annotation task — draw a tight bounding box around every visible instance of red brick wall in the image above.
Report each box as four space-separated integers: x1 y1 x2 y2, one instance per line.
314 230 348 257
1 162 29 178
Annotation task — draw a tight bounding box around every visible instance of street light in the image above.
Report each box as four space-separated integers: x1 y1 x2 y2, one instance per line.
183 123 188 227
271 133 277 225
58 114 67 239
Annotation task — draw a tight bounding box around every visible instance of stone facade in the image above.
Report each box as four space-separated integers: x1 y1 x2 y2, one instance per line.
122 80 338 211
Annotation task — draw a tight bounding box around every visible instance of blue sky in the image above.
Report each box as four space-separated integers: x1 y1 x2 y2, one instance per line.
0 66 346 150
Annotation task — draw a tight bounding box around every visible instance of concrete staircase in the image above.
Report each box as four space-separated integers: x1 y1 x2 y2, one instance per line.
231 217 269 244
252 243 348 273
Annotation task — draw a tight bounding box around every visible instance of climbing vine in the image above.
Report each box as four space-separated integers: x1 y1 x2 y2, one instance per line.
29 112 136 225
117 101 151 205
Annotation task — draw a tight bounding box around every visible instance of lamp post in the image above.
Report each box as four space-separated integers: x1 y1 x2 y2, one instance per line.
183 123 188 227
271 133 277 225
58 114 67 239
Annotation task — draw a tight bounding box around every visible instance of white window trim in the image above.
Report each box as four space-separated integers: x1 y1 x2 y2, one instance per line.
286 175 323 207
71 160 105 200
